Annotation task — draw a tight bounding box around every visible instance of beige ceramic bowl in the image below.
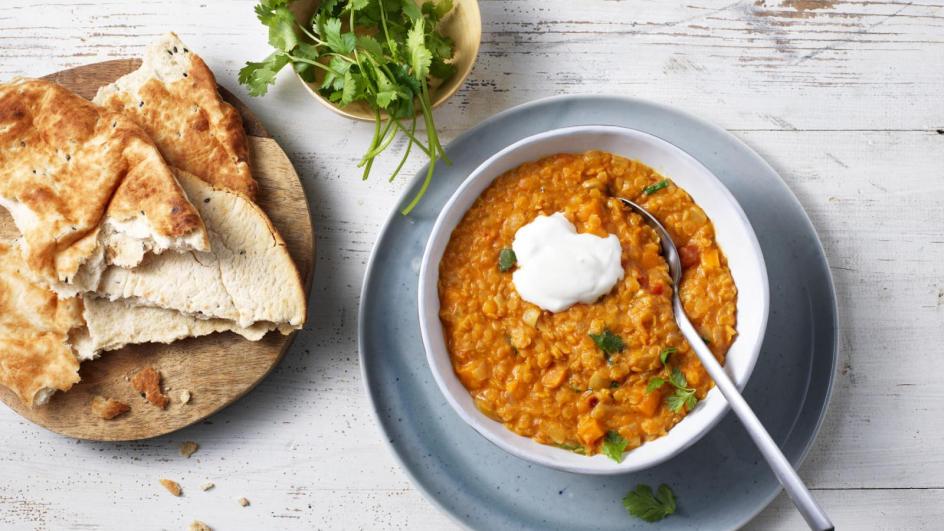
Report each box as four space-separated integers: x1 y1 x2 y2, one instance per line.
290 0 481 121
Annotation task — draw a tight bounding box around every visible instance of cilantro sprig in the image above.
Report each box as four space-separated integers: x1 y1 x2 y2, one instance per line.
589 329 624 362
241 0 457 214
647 367 698 413
623 483 677 522
601 430 629 463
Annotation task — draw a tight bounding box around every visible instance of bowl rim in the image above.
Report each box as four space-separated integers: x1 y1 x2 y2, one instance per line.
291 0 482 122
417 124 771 475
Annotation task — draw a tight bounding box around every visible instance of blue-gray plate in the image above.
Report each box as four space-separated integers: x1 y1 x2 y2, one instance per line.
358 96 838 530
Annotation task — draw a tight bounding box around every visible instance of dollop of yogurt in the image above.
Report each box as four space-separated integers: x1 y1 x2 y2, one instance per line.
511 212 624 312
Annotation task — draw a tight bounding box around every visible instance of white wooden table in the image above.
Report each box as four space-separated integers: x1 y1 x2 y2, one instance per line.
1 1 942 529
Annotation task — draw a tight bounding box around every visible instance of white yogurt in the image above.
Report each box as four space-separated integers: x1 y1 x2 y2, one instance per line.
511 212 624 312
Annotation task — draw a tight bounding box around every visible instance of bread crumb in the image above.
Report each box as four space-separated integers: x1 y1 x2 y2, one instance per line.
159 478 182 497
179 390 191 404
238 497 250 507
180 441 199 458
189 521 211 531
91 396 130 420
200 481 215 491
131 367 169 409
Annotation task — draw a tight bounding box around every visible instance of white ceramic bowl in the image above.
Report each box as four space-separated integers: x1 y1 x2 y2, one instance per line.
418 125 769 475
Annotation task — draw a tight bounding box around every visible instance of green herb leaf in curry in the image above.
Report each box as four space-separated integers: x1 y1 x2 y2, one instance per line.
601 430 629 463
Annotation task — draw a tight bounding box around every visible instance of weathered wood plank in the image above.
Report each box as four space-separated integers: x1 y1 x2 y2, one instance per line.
0 0 942 528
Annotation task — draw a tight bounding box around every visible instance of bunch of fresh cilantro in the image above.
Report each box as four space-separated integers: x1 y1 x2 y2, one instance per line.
240 0 457 214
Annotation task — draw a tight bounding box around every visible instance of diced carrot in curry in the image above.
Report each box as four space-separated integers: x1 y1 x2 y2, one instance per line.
635 388 663 418
577 416 606 447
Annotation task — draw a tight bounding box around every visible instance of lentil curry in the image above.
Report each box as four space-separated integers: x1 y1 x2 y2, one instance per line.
437 151 737 458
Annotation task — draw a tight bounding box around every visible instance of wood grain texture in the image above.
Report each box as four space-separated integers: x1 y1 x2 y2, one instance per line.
0 60 315 441
0 0 941 529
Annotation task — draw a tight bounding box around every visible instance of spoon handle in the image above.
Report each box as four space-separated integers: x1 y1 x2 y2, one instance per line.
673 298 834 531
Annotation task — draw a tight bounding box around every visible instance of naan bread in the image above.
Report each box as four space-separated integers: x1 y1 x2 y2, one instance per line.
94 33 257 198
82 169 306 357
0 240 83 407
0 79 209 296
73 297 272 361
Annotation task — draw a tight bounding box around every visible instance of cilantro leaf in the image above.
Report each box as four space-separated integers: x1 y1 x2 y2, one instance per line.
589 330 624 358
349 0 369 12
255 1 299 51
356 35 384 57
340 71 357 106
406 18 432 80
659 346 676 365
239 52 291 96
601 431 629 463
422 0 454 22
429 58 457 80
646 377 665 393
666 368 698 412
402 0 422 21
292 42 322 83
323 17 356 53
498 248 516 272
623 484 677 522
666 392 689 413
374 68 398 108
321 55 352 91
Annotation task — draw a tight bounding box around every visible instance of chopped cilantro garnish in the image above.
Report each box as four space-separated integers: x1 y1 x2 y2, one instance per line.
498 248 517 272
589 329 624 361
659 346 676 365
668 366 687 389
642 179 670 195
601 430 629 463
623 484 677 522
609 380 620 389
646 377 665 393
646 367 698 411
665 367 698 412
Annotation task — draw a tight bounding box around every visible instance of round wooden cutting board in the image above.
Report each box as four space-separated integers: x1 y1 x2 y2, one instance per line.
0 60 315 441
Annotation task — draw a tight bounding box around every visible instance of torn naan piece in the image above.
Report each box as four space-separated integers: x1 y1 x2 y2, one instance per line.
72 297 271 362
94 32 257 199
0 78 209 296
81 169 306 359
0 240 84 407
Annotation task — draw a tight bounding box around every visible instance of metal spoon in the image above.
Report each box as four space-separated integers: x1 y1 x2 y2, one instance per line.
618 197 834 531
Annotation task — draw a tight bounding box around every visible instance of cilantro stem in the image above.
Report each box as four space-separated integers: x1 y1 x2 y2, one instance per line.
362 109 383 181
285 54 332 72
359 117 397 165
295 22 325 46
401 149 435 215
392 119 432 157
389 117 416 183
377 0 395 55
